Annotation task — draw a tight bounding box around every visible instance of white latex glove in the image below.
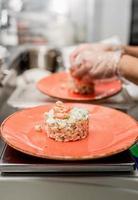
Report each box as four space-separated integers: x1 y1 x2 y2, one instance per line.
71 50 122 80
70 43 122 66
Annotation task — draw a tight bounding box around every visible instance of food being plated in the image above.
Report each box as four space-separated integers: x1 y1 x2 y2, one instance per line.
44 101 89 142
70 68 95 95
71 78 95 95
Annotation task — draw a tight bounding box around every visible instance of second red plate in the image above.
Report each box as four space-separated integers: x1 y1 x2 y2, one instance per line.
37 72 122 101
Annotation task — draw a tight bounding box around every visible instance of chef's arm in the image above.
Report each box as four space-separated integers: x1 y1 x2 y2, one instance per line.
123 46 138 58
118 54 138 84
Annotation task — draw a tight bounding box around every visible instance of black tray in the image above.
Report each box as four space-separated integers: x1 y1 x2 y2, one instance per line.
0 144 135 174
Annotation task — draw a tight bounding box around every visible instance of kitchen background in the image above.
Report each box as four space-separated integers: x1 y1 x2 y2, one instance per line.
0 0 135 47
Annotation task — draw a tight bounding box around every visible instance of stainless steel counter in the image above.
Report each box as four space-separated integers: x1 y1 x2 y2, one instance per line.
0 173 138 200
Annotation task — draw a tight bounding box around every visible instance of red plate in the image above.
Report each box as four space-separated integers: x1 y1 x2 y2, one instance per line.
37 72 122 101
1 104 138 160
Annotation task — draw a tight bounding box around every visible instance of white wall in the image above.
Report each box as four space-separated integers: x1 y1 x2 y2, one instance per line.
0 0 132 45
87 0 132 44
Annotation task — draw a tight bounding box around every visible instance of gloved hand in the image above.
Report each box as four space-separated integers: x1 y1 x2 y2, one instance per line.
71 50 122 80
70 43 122 66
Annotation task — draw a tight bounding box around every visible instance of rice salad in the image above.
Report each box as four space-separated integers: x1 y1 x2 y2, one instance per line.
44 101 89 142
